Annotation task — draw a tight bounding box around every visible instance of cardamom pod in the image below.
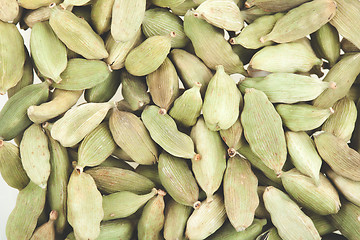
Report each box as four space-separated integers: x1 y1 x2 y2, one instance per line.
121 70 150 111
164 199 192 240
135 164 162 187
91 0 114 35
30 210 57 240
245 0 310 12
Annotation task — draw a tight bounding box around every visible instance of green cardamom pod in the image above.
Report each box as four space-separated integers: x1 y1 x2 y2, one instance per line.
23 7 51 28
121 70 150 111
0 0 19 23
91 0 114 35
100 155 134 171
170 0 199 16
244 0 310 12
303 209 337 235
85 70 121 103
220 119 245 155
164 199 192 240
135 164 162 187
30 210 57 240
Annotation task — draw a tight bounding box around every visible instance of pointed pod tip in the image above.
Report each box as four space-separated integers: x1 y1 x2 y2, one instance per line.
215 65 225 72
75 166 83 174
329 107 335 114
157 189 166 197
244 1 252 8
42 122 49 129
259 36 266 43
206 196 214 203
229 38 236 45
170 31 176 38
49 210 58 221
193 201 201 209
194 82 202 88
228 148 237 157
329 81 337 89
158 108 167 115
49 2 56 8
193 154 201 161
276 170 283 178
0 140 4 147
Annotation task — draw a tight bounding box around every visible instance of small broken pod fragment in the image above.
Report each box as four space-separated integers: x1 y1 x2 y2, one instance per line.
158 152 200 208
313 53 360 108
276 103 334 132
329 200 360 240
263 186 321 240
241 88 287 176
67 167 104 240
194 0 243 32
169 83 202 128
314 131 360 181
20 124 51 188
30 21 67 83
49 4 108 60
91 0 115 35
109 109 158 165
184 10 245 75
85 70 121 103
142 105 196 159
208 218 267 240
281 169 341 215
125 34 173 76
202 65 242 131
0 21 25 94
143 8 189 48
164 199 192 240
249 39 322 73
0 0 19 23
285 131 322 186
0 141 29 190
78 122 117 168
86 166 156 194
190 117 226 201
137 190 166 240
30 210 57 240
27 89 82 124
121 71 150 111
51 101 114 147
6 181 46 240
111 0 146 42
310 23 340 68
322 96 357 142
103 188 157 221
239 73 336 104
244 0 310 12
326 169 360 207
230 13 284 49
52 58 111 91
260 0 337 44
185 194 226 240
224 155 259 231
147 58 179 112
170 49 212 96
105 29 143 70
220 119 245 155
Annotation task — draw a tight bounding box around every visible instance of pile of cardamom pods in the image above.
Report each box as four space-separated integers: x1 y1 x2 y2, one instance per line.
1 0 360 239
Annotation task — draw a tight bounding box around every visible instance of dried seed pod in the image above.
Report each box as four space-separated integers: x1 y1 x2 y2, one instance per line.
0 0 19 23
164 199 192 240
49 5 108 60
142 105 196 159
112 147 133 162
190 117 226 201
18 0 61 9
105 29 143 70
51 102 114 147
78 122 117 168
91 0 114 35
30 210 57 240
195 0 243 32
230 13 284 49
322 97 357 142
44 128 71 234
249 38 322 73
103 188 157 221
326 169 360 207
255 186 270 219
85 70 121 103
52 58 111 90
86 166 155 194
329 200 360 240
121 71 150 111
137 190 166 240
170 0 198 16
147 58 179 111
285 131 322 186
330 0 360 50
313 53 360 108
184 10 245 75
224 155 259 231
239 73 336 104
261 0 337 43
143 8 189 48
0 141 29 190
170 49 212 96
23 7 51 28
158 152 200 207
6 182 46 240
169 83 202 128
125 34 172 76
263 186 321 240
202 65 241 131
220 119 245 154
276 103 334 132
311 23 340 67
27 89 82 124
304 210 337 236
0 21 25 94
109 109 158 165
30 21 67 83
67 167 104 240
314 131 360 181
281 169 340 215
135 164 162 187
244 0 310 12
241 88 287 175
185 194 226 240
20 124 51 188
